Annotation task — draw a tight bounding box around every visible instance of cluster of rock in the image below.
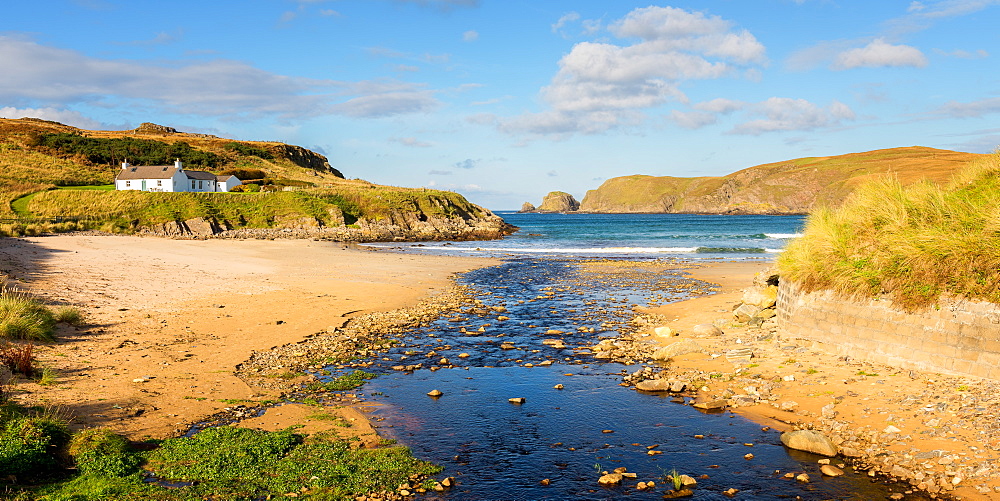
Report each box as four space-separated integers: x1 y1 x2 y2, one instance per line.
731 268 779 328
139 208 515 243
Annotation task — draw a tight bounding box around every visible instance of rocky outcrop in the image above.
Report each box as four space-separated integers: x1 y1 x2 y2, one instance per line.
577 147 984 214
267 143 343 178
140 206 514 242
535 191 580 212
134 122 178 134
519 202 536 213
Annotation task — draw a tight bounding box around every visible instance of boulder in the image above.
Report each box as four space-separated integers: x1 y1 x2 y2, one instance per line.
692 324 723 336
597 473 622 486
820 465 844 477
780 430 838 457
692 399 728 410
733 303 761 323
654 326 675 337
651 339 705 360
743 285 778 308
635 379 671 392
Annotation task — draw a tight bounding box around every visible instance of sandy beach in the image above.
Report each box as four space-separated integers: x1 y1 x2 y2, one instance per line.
0 235 495 440
3 235 995 498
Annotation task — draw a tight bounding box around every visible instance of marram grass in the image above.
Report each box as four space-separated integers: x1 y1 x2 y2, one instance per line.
779 151 1000 311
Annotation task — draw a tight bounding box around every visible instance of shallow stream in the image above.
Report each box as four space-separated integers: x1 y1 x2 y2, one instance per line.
331 259 918 500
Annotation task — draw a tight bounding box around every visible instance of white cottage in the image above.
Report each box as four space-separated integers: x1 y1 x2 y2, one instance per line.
115 160 241 192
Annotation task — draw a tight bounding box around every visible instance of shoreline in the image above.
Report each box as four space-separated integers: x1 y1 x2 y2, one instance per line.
0 234 497 440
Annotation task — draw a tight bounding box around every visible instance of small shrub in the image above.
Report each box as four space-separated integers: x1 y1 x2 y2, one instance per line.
0 292 57 341
0 342 34 377
68 428 141 477
0 416 71 478
37 366 57 386
54 307 85 327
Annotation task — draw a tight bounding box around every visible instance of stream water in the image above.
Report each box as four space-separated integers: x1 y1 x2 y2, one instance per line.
325 258 918 500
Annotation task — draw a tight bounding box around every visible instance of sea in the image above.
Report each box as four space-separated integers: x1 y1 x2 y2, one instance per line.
347 213 918 500
368 212 805 260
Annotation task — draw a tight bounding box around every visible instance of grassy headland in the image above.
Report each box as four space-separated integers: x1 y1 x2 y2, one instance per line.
778 151 1000 310
578 146 986 214
0 118 505 239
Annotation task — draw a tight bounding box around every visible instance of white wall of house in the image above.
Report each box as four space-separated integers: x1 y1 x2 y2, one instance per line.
217 177 241 192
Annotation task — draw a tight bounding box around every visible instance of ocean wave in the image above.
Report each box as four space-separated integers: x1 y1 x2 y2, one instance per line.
695 247 767 254
764 233 803 239
456 246 701 254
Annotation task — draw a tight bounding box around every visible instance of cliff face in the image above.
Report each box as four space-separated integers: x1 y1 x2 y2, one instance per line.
579 147 985 214
535 191 581 212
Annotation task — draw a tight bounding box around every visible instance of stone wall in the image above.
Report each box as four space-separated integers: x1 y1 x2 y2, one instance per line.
778 280 1000 379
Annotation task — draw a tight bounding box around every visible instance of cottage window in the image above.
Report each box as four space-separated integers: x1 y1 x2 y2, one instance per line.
199 180 204 189
157 180 162 186
126 181 131 187
191 180 196 189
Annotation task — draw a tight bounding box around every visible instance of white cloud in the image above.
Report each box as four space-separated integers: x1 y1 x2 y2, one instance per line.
463 30 479 42
0 36 441 120
730 98 856 135
669 110 718 129
454 158 479 169
669 98 745 130
832 39 928 70
693 97 744 113
494 6 765 138
934 97 1000 118
0 106 103 129
552 12 581 37
428 169 452 175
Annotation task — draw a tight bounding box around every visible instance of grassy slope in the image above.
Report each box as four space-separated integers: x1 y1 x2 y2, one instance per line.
580 147 986 213
0 118 494 230
778 152 1000 309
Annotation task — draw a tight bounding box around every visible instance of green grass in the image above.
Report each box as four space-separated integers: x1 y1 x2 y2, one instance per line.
56 185 114 191
0 291 57 342
780 152 1000 310
3 401 442 500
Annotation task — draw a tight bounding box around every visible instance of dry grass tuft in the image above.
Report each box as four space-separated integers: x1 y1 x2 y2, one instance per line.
779 152 1000 310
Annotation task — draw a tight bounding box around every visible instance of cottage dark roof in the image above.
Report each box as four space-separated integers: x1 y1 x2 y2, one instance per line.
184 170 217 181
115 165 180 180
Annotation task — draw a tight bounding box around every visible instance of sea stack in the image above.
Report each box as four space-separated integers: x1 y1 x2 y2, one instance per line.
536 191 580 212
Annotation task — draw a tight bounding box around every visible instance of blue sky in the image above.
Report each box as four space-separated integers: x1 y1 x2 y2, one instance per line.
2 0 998 209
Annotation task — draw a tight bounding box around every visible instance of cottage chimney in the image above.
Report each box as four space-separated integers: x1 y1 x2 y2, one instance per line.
174 158 182 170
121 159 130 170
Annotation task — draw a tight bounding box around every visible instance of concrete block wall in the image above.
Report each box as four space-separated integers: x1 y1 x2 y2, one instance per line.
778 280 1000 379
